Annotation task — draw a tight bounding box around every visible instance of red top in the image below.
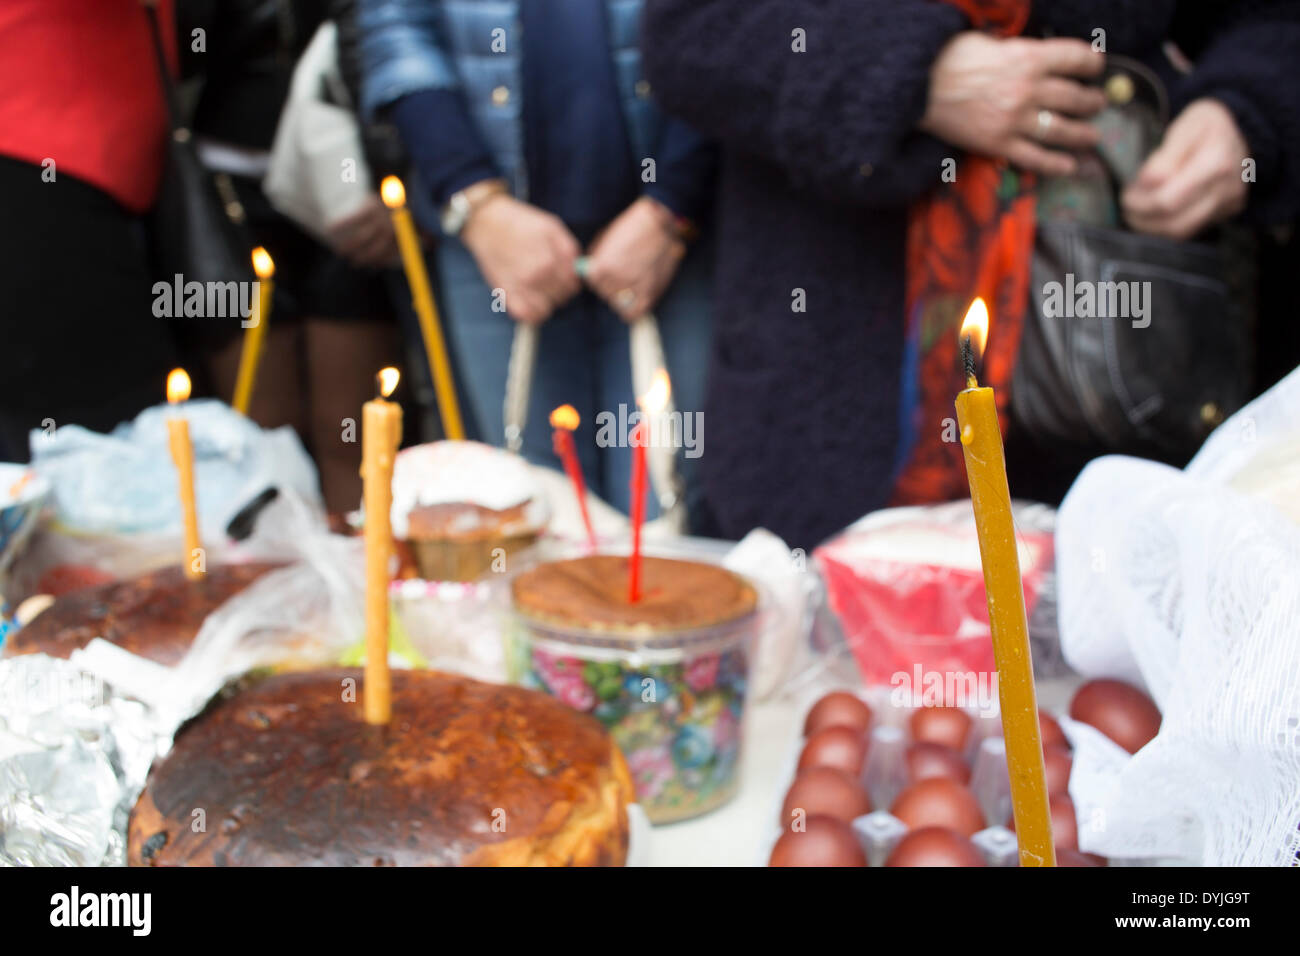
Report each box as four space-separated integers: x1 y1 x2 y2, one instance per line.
0 0 176 214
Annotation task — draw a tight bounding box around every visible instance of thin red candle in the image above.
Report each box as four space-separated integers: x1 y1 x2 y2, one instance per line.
627 370 671 604
550 404 597 552
628 418 648 603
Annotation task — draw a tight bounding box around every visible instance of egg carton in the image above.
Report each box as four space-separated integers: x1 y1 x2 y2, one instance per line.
764 684 1075 867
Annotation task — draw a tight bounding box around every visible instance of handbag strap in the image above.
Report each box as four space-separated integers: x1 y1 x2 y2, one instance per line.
143 5 186 135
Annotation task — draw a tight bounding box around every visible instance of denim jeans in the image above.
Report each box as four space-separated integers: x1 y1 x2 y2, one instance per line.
434 234 712 521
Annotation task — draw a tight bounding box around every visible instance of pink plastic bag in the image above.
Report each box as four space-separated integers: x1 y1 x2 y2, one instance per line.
814 502 1055 687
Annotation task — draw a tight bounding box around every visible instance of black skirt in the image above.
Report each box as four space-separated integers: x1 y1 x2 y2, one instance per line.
0 155 179 462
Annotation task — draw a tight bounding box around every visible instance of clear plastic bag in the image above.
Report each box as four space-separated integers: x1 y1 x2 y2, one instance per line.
8 400 322 601
30 399 321 537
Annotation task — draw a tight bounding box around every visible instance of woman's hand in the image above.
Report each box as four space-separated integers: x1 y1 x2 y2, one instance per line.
326 195 400 270
584 197 686 321
920 32 1107 176
1122 98 1250 240
461 194 582 324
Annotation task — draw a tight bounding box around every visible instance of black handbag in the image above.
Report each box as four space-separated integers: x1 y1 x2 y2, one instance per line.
1010 56 1255 465
143 4 255 288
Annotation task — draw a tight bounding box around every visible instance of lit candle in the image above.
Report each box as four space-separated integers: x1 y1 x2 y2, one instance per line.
380 176 465 441
362 367 403 725
955 297 1055 867
232 247 276 415
550 404 597 552
627 370 670 603
165 368 203 581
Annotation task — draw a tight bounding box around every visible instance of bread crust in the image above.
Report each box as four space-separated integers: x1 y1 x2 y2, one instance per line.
128 669 634 867
3 563 282 665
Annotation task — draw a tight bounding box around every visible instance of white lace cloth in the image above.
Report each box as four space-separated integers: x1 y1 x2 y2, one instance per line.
1057 366 1300 866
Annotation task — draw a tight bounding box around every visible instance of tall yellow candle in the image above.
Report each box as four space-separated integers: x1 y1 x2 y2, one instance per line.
954 298 1055 867
362 367 403 725
380 176 465 441
232 247 276 415
165 368 203 581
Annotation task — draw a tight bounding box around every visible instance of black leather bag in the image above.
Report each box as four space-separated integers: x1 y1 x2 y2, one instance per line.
1011 57 1254 464
143 5 254 287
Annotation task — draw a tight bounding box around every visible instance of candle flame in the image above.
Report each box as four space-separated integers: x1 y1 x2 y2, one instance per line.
960 297 990 358
251 246 275 279
638 369 671 415
380 176 406 209
961 295 987 358
166 368 191 404
549 404 580 431
376 367 401 399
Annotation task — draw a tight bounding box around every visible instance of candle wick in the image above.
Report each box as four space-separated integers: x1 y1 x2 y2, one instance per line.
961 335 979 389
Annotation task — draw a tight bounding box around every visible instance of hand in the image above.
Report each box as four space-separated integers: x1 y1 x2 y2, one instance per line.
584 197 686 321
325 195 400 269
1122 98 1250 240
461 194 581 324
920 32 1106 176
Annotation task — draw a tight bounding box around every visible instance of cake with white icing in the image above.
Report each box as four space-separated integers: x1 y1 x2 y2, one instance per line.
391 441 548 581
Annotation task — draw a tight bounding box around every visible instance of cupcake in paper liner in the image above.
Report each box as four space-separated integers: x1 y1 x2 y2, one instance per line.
391 441 549 582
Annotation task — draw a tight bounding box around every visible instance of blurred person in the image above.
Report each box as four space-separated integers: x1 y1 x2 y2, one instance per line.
643 1 1300 549
0 0 181 460
178 0 402 512
356 0 717 520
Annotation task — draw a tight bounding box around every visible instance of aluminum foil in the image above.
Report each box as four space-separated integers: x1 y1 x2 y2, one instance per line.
0 655 168 866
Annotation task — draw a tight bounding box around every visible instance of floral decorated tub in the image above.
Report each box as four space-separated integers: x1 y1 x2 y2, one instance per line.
506 608 757 823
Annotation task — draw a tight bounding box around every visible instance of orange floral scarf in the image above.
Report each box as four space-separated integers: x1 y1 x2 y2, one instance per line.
890 0 1035 505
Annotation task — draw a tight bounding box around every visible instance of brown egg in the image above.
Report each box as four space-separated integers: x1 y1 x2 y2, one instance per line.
885 826 986 867
1043 744 1073 796
798 725 868 777
905 741 972 785
1056 848 1106 867
768 815 867 867
803 691 873 737
1039 710 1069 750
781 767 872 826
910 706 973 752
1009 793 1078 850
890 778 986 837
1069 679 1161 754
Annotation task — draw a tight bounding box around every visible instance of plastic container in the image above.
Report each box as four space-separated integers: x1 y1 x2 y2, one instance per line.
507 578 761 824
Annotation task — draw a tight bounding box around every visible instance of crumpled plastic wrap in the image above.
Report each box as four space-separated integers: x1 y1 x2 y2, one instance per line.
0 655 168 866
6 400 324 603
29 399 321 538
68 492 366 728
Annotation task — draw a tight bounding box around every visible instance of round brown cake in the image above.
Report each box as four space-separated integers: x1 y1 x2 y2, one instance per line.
2 562 281 666
511 554 758 632
128 668 635 867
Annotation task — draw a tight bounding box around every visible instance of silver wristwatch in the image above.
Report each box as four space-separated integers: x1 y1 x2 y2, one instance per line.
440 179 508 236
